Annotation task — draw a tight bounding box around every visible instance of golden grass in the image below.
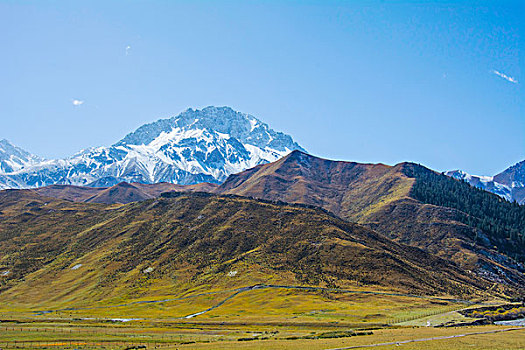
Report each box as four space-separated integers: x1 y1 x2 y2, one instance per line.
172 326 525 350
0 322 522 350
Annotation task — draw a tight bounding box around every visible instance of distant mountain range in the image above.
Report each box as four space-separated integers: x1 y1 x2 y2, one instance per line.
1 106 522 206
446 161 525 205
0 106 304 189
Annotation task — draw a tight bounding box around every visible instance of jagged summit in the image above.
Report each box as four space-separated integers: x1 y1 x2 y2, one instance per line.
0 107 305 188
117 106 304 152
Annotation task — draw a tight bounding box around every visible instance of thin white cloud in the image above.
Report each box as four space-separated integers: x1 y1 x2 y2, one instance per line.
492 70 518 84
125 45 131 56
72 99 84 106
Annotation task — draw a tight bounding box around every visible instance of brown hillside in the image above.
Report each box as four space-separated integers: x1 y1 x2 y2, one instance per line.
217 151 411 221
32 181 219 204
34 184 105 202
83 182 152 204
216 151 525 288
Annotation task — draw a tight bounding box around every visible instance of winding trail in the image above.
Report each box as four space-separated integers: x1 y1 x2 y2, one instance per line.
324 327 525 349
183 287 253 318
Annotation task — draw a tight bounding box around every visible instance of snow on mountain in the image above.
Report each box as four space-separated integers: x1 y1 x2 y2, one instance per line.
0 106 305 188
445 170 513 201
445 162 525 205
494 160 525 189
0 139 41 182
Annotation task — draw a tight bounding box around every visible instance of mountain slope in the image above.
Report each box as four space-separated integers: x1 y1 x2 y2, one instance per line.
494 160 525 187
216 151 525 287
217 151 410 222
0 139 41 178
0 190 493 307
0 107 304 188
494 160 525 204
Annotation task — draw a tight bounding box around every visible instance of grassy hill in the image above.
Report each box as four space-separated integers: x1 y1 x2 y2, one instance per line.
216 151 525 288
0 189 493 311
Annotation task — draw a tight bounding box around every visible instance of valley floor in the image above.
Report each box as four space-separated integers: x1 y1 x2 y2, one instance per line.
0 322 523 349
1 286 523 349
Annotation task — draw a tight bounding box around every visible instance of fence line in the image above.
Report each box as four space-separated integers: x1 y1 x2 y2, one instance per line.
0 339 182 349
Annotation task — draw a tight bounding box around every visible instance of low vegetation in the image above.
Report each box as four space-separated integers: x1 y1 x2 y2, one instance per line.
459 304 525 322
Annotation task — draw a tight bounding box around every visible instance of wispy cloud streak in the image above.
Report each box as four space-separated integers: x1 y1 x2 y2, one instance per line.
72 99 84 106
492 70 518 84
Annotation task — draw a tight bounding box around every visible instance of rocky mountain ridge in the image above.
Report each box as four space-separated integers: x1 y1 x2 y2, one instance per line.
446 160 525 204
0 106 304 189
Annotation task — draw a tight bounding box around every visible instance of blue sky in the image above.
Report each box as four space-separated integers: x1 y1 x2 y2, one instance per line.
1 0 522 175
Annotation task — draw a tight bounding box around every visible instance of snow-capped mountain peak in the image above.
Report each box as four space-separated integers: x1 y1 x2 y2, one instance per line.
445 161 525 204
0 107 305 189
117 106 303 152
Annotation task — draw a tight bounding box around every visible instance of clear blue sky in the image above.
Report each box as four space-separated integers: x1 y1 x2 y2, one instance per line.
1 0 522 175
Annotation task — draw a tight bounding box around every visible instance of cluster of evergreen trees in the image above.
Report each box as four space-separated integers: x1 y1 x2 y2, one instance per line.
403 164 525 262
